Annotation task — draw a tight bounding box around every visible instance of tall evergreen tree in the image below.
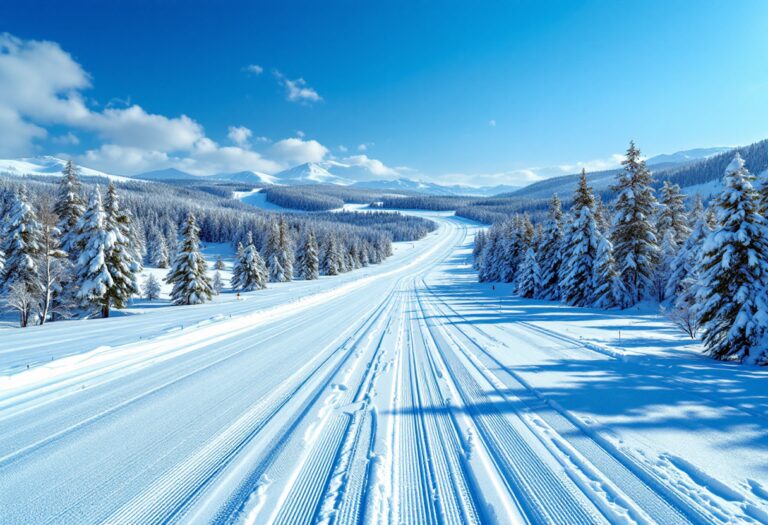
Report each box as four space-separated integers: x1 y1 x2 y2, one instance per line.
265 220 292 282
104 183 141 308
75 188 116 318
321 234 343 276
143 273 161 301
1 189 44 326
560 171 600 307
212 271 223 295
697 154 768 364
657 181 691 246
55 160 85 256
592 236 624 309
538 194 564 299
231 233 268 292
611 141 660 307
297 230 320 280
516 247 541 298
166 213 213 305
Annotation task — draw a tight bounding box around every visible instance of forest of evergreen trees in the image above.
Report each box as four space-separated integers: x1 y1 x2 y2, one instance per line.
0 163 435 326
474 142 768 365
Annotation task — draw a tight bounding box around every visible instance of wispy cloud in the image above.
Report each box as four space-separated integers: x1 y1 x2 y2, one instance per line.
244 64 263 75
227 125 252 147
274 70 322 104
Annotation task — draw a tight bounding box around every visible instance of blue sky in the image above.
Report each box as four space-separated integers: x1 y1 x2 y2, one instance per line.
1 1 767 185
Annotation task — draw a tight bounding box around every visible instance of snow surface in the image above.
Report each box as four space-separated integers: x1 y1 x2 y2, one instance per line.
0 156 136 183
1 211 767 524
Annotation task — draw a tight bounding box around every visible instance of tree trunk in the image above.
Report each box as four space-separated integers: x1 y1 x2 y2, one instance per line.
102 303 110 318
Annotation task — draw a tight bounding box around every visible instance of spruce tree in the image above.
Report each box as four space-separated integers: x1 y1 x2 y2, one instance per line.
165 213 213 305
297 230 320 280
611 141 659 307
143 273 161 301
212 271 223 295
104 183 141 310
592 236 624 309
697 154 768 364
0 189 44 326
265 221 288 282
538 194 564 299
55 160 85 256
516 247 541 298
232 242 268 291
75 188 116 318
560 171 600 307
657 181 690 246
321 234 343 276
666 203 710 300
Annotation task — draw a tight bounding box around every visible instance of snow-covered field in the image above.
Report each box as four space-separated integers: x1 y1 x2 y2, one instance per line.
1 211 767 524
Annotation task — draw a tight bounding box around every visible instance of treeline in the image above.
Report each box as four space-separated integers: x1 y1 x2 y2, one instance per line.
378 195 475 211
0 163 434 327
474 142 768 365
265 186 345 211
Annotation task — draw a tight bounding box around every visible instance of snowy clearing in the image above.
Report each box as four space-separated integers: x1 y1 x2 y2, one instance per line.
1 212 767 524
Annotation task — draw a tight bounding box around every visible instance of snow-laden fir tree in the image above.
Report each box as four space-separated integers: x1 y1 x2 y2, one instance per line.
296 230 320 280
212 271 223 295
594 194 611 234
264 219 294 282
321 234 343 276
560 171 601 307
104 183 141 307
54 160 85 256
478 229 501 282
143 273 161 301
74 188 116 318
592 236 624 309
147 228 170 268
214 255 225 271
757 168 768 214
665 198 710 300
696 154 768 364
165 213 213 305
653 229 678 302
538 194 564 299
611 141 659 307
657 181 691 246
231 237 268 291
516 247 541 298
0 189 43 327
473 230 487 270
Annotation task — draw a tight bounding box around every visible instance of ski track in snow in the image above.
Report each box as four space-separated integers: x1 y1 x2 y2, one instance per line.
1 212 766 524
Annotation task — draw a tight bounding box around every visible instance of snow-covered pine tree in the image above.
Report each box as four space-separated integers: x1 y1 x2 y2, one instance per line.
278 217 294 281
0 189 44 327
594 194 611 234
165 213 213 305
592 236 624 309
697 154 768 364
265 220 288 282
297 230 320 280
321 234 343 276
611 141 660 307
757 168 768 214
665 200 710 300
104 183 141 308
231 241 246 290
74 188 116 318
516 247 541 298
478 229 500 282
212 271 223 295
214 255 225 271
538 194 564 299
147 228 170 268
234 243 268 291
473 230 487 270
54 160 85 256
560 170 601 307
143 273 161 301
657 181 691 246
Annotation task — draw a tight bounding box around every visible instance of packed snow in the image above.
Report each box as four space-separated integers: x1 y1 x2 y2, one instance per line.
1 209 767 524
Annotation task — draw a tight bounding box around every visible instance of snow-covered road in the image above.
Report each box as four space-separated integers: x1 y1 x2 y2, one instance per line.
1 213 767 524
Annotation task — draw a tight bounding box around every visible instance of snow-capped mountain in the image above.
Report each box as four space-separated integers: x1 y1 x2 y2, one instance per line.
219 170 278 185
352 179 521 197
646 147 731 166
0 156 134 182
272 162 353 185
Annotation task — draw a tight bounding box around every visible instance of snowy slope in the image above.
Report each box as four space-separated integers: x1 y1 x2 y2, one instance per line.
1 210 766 523
272 162 354 185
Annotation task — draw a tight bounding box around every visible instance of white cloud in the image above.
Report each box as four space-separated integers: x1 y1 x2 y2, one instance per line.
338 145 348 152
227 125 252 147
437 169 544 187
342 154 399 177
357 143 368 152
296 130 305 138
245 64 263 75
488 119 496 127
270 137 329 165
274 71 322 104
52 131 80 145
557 154 624 173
